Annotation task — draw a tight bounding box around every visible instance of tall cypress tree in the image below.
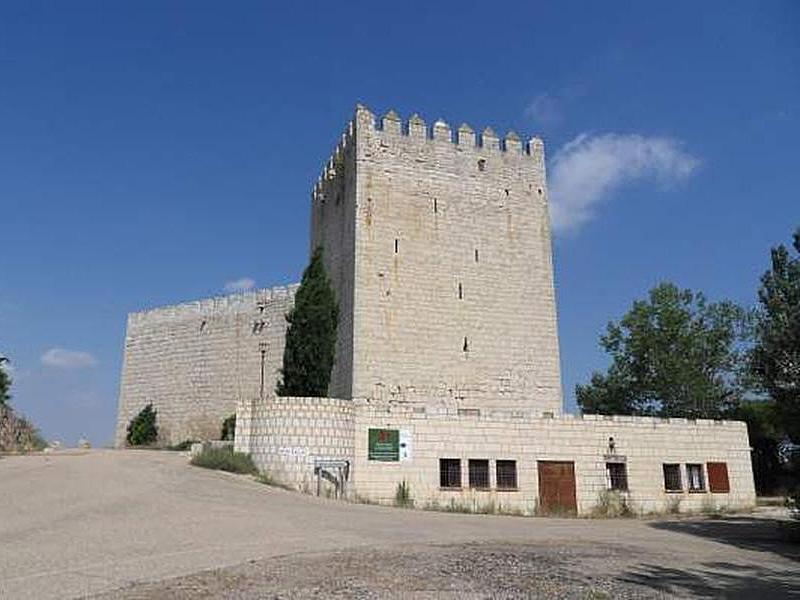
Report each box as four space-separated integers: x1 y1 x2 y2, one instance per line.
277 247 339 397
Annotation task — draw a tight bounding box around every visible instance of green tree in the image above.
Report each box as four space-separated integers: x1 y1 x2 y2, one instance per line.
751 227 800 443
734 399 783 494
126 403 158 446
277 247 339 397
0 356 10 407
577 282 747 419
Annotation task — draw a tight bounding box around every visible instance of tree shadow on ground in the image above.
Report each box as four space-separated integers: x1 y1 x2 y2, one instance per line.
620 561 800 598
649 516 800 561
619 518 800 598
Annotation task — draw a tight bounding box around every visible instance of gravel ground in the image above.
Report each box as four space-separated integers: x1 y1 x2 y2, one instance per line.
94 542 662 599
93 533 800 599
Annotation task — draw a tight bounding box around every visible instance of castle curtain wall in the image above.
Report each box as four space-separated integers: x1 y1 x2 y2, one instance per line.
115 285 297 446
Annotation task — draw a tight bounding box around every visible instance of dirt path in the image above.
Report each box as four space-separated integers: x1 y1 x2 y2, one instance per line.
0 450 796 599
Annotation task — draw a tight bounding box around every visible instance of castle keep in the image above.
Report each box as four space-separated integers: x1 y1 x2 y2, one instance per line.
311 105 561 412
117 105 755 515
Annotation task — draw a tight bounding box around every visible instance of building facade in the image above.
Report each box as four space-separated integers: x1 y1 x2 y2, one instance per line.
117 105 756 515
235 396 754 515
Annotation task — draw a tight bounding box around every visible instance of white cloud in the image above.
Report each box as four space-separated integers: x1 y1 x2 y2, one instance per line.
224 277 255 293
548 133 700 234
524 93 563 127
41 348 98 369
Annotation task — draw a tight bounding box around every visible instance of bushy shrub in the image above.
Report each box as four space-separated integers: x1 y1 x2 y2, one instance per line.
126 403 158 446
221 414 236 441
190 445 257 475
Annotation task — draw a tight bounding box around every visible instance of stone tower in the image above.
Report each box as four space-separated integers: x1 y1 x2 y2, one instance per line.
310 105 562 415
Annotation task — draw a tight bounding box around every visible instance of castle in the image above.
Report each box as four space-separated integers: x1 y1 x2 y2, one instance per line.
116 105 755 515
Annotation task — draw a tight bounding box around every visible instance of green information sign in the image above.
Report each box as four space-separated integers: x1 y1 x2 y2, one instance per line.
368 428 399 461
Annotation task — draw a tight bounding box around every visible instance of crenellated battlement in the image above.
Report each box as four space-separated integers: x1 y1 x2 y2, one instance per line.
313 116 355 200
355 103 543 156
313 104 545 199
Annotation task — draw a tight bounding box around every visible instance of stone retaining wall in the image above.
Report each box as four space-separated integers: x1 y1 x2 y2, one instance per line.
235 396 355 492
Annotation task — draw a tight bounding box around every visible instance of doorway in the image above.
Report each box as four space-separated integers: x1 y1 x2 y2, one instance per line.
537 461 577 515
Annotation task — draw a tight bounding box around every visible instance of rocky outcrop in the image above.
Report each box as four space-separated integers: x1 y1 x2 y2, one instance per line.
0 405 45 453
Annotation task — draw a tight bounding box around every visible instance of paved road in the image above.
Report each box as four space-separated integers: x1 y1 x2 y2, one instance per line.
0 450 797 599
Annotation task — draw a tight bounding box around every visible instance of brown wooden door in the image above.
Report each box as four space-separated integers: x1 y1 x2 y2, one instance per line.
538 461 577 514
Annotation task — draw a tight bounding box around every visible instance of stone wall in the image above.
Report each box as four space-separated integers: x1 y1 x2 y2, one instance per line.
115 285 297 446
236 397 755 516
352 402 756 515
234 396 355 492
310 106 562 414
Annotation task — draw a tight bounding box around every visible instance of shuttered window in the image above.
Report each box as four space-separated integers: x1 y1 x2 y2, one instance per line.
707 462 730 493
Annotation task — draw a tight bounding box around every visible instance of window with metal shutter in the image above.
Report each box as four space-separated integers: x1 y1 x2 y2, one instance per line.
707 462 730 493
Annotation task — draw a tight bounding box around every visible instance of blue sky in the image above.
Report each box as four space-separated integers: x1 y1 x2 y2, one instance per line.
1 1 798 446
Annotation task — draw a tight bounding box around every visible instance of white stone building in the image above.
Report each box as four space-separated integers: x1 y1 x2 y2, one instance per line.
118 105 756 515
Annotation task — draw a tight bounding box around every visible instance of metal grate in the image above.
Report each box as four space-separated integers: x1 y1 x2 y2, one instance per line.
468 459 490 489
606 462 628 491
496 460 518 490
439 458 461 488
663 463 682 491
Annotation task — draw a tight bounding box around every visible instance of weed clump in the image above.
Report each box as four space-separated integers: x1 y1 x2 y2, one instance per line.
592 490 633 518
190 445 257 475
394 480 413 508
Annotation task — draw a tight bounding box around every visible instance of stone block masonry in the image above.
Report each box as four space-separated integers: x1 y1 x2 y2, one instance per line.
351 403 756 515
311 106 562 415
237 397 756 516
235 396 355 493
117 103 757 518
115 285 297 446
